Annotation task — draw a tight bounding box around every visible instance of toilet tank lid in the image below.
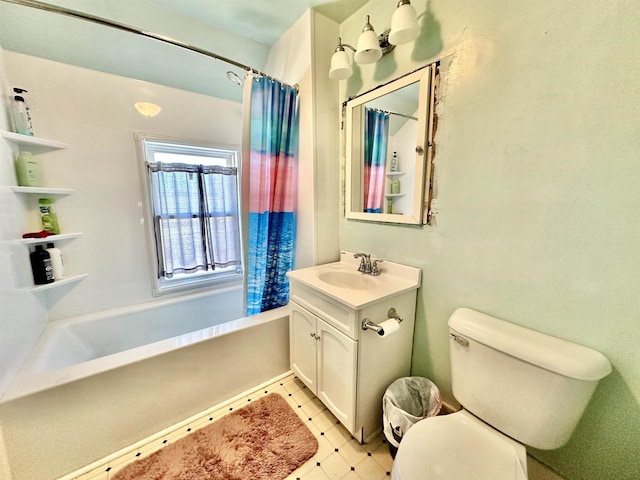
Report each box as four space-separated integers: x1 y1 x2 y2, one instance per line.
448 308 612 381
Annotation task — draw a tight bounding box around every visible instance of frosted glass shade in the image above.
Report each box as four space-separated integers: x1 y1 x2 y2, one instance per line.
354 29 382 64
389 3 420 45
134 102 161 117
329 50 353 80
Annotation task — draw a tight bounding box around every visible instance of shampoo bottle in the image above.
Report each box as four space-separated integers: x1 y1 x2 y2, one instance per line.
30 245 54 285
39 198 61 234
15 151 40 187
10 88 34 136
45 242 64 279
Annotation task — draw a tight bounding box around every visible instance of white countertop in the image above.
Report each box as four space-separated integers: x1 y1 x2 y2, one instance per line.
286 251 421 310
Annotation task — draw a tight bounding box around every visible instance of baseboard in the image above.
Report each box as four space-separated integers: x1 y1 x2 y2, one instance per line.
439 400 459 414
57 371 294 480
527 455 567 480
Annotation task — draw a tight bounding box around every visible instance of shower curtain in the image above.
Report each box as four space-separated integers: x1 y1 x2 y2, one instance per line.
245 75 299 315
363 108 390 213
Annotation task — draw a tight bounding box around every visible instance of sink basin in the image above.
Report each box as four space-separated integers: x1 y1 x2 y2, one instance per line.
317 271 374 290
286 251 421 309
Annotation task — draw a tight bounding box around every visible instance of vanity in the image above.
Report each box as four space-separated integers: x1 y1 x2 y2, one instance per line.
286 252 421 443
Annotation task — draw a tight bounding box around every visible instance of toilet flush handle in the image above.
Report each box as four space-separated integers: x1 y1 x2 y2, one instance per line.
449 333 469 347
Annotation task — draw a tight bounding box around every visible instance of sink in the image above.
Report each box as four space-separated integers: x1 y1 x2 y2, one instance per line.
286 251 421 309
318 271 374 290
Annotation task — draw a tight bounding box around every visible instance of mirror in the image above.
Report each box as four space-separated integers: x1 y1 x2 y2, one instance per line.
345 65 436 225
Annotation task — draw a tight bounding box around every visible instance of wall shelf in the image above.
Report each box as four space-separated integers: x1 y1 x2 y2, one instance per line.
1 130 68 152
11 186 75 195
20 232 83 245
386 171 406 177
385 193 406 198
30 274 88 293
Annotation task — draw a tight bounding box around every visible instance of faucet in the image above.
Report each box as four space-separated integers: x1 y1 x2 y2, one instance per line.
353 253 371 273
353 253 383 275
371 259 383 276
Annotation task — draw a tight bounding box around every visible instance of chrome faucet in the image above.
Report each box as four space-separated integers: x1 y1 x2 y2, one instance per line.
354 253 371 273
371 259 383 276
353 253 383 276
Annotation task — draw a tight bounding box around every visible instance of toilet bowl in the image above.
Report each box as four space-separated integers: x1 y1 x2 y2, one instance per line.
391 308 611 480
392 410 527 480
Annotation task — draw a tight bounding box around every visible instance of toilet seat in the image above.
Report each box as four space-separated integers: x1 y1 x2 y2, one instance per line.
392 410 528 480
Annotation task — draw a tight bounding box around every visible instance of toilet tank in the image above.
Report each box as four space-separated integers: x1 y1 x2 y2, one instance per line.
448 308 611 450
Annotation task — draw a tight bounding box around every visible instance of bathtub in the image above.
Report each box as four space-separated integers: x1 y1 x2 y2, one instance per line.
0 294 291 480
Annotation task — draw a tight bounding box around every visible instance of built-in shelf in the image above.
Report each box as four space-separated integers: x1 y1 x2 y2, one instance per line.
20 232 82 245
385 193 406 198
10 186 75 195
386 171 406 177
30 274 88 293
1 130 68 152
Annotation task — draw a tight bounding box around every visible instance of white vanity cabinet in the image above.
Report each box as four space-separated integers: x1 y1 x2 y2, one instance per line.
287 252 421 443
290 301 357 431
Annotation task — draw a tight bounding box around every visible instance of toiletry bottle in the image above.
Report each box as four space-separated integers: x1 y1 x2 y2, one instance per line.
386 198 394 214
15 151 40 187
30 245 54 284
389 151 400 193
390 151 398 172
10 88 34 136
390 177 400 194
39 198 61 234
45 242 64 279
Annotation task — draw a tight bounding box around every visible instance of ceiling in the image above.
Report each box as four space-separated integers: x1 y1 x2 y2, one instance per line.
147 0 368 46
0 0 368 101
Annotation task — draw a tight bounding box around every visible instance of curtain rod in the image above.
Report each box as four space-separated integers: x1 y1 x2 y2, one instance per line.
1 0 290 86
369 108 418 121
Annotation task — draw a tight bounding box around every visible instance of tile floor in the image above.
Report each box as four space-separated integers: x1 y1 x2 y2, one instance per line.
69 373 393 480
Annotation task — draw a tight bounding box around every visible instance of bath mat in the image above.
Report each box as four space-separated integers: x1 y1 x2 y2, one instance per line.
113 393 318 480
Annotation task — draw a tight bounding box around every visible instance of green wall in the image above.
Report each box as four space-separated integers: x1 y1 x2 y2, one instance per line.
336 1 640 479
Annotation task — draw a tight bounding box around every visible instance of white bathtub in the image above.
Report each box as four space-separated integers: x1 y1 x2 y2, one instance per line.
0 293 291 480
3 286 252 399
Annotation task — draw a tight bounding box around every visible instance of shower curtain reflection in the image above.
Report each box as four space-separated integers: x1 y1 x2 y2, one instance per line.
363 108 389 213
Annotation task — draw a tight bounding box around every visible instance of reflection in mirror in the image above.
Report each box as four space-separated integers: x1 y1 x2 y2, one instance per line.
345 64 437 225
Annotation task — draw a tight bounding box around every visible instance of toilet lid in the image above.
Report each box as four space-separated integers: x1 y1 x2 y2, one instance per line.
392 410 527 480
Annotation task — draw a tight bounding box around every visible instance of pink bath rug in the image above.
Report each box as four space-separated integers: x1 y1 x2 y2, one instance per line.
112 393 318 480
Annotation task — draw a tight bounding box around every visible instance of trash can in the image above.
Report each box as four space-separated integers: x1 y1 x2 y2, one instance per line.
383 376 442 458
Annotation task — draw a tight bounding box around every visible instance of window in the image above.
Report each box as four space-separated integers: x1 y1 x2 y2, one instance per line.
136 134 243 295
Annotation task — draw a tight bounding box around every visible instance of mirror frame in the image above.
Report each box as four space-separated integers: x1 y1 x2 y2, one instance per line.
344 65 436 225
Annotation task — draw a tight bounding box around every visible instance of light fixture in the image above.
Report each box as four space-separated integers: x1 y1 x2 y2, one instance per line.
329 39 353 80
389 0 420 45
134 102 162 117
329 3 421 81
354 15 383 64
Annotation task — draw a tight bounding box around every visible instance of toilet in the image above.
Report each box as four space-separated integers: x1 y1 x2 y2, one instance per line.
392 308 611 480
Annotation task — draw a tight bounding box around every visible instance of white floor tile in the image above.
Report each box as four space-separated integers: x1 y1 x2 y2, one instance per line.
61 374 394 480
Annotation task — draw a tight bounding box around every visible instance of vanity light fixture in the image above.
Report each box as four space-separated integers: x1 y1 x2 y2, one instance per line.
134 101 162 117
389 0 420 45
329 1 421 81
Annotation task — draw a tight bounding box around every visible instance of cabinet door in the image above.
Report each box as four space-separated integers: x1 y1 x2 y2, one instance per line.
289 303 318 394
316 319 357 433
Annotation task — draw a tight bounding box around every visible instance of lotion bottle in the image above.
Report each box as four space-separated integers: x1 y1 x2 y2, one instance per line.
15 151 40 187
11 88 34 136
45 242 64 279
